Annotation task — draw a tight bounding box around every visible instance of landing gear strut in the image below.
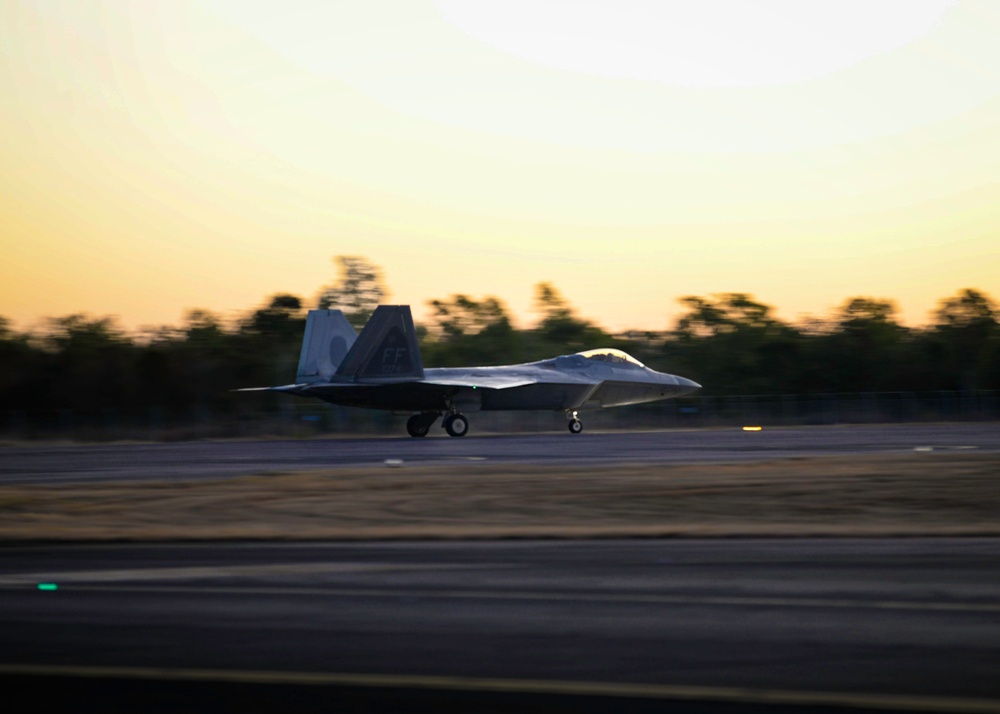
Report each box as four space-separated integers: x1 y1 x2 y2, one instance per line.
406 412 440 438
442 412 469 437
567 410 583 434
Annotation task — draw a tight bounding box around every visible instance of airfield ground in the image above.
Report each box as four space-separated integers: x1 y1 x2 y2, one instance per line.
2 452 998 541
4 432 1000 711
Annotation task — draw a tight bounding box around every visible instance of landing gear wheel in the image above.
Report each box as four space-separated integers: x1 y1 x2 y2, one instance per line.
406 412 438 438
568 418 583 434
443 413 469 437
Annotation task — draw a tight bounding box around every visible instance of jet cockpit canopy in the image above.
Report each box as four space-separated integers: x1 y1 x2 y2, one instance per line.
575 348 646 368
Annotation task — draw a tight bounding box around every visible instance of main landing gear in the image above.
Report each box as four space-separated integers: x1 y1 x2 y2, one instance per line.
567 410 583 434
442 412 469 437
406 412 438 438
406 411 469 438
408 411 581 437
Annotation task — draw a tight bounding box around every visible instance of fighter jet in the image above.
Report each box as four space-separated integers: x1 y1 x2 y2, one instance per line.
241 305 700 437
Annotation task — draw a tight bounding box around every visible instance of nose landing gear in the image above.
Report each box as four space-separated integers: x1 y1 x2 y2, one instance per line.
567 410 583 434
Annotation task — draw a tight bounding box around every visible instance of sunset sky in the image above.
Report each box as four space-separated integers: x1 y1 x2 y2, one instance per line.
2 0 998 333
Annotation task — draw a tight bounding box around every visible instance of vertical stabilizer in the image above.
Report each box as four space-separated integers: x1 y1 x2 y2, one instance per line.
335 305 425 381
296 310 358 383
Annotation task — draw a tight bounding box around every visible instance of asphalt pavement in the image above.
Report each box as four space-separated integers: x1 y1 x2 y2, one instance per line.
3 426 999 710
2 422 999 484
2 539 999 712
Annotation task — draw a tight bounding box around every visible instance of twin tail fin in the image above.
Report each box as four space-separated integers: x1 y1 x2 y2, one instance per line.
295 309 358 384
295 305 424 383
334 305 424 381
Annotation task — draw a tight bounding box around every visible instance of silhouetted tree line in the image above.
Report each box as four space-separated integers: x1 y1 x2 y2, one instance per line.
1 256 997 420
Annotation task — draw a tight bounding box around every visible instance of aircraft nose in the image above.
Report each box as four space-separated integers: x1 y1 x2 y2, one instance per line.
676 376 701 395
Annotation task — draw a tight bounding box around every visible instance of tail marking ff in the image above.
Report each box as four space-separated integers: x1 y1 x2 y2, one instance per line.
335 305 425 381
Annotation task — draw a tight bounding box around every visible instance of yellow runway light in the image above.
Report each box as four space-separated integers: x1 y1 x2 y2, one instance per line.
742 426 763 432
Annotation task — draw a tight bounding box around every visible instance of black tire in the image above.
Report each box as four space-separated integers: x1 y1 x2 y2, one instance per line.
406 414 430 438
568 418 583 434
443 413 469 437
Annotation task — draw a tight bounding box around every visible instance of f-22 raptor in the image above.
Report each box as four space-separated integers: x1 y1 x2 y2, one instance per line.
242 305 700 437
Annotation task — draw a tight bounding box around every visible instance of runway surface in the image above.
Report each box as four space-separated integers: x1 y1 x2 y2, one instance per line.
2 539 999 712
2 423 999 484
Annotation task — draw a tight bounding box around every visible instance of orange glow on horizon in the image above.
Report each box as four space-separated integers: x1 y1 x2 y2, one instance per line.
1 1 998 334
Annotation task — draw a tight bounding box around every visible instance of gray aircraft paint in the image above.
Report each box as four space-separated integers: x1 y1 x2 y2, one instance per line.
295 310 356 384
243 306 700 436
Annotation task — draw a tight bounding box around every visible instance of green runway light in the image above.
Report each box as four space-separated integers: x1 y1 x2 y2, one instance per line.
37 583 58 591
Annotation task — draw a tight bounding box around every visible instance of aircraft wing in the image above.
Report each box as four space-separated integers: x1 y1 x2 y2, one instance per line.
238 375 539 394
419 375 538 390
235 385 308 393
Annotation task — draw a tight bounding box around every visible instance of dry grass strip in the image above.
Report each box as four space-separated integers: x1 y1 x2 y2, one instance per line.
1 453 999 541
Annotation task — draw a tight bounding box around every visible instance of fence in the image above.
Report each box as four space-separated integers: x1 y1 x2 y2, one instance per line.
2 391 997 442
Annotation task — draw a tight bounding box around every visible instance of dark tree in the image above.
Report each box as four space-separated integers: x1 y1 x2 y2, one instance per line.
928 288 999 390
423 295 520 366
531 282 614 356
37 314 141 410
317 256 387 329
0 316 49 410
667 293 803 394
245 294 305 339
